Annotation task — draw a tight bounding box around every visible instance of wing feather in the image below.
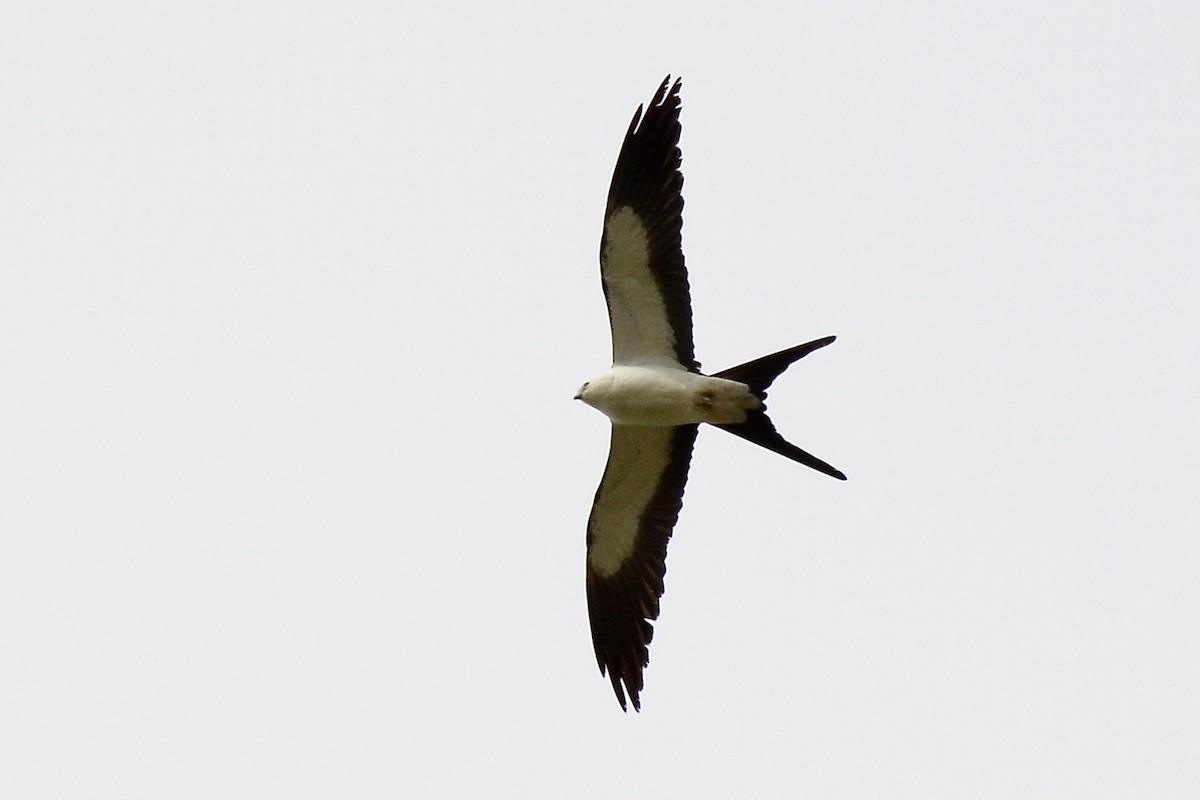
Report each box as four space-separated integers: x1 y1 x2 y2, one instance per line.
585 424 698 711
599 76 697 371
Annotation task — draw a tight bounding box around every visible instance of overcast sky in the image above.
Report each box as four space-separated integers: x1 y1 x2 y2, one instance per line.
3 2 1198 797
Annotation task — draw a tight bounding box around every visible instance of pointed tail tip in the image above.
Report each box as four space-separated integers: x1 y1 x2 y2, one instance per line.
813 459 848 482
804 334 836 353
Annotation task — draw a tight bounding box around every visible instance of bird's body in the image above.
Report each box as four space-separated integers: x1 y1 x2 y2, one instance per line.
576 366 760 427
577 76 846 711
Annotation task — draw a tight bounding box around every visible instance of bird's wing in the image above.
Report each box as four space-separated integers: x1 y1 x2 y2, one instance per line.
585 423 698 711
600 76 698 371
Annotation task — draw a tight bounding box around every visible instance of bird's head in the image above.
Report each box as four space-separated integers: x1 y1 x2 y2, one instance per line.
574 373 613 408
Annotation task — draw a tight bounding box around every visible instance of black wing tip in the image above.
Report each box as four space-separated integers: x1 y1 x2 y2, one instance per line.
602 668 642 713
626 76 682 138
645 74 679 96
588 574 655 713
623 75 681 129
656 74 682 101
596 651 644 712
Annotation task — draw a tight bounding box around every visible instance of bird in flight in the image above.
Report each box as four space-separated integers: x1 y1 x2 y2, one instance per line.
575 76 847 712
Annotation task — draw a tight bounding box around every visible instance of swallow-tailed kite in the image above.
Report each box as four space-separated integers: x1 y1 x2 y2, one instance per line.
575 76 847 712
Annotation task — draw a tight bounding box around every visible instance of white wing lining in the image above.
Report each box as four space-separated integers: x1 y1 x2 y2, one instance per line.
586 424 675 577
601 207 681 368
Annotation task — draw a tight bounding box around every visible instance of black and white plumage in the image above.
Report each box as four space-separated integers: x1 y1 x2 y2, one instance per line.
576 76 846 712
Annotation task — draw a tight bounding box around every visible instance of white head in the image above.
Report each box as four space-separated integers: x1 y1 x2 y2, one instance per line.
573 372 614 408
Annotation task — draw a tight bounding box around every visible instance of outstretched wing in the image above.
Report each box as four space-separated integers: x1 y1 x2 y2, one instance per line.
585 423 698 711
599 76 698 372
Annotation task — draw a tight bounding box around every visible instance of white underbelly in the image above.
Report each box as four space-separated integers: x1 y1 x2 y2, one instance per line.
590 366 760 426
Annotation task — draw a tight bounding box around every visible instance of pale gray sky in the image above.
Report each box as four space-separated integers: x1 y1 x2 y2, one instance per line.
3 2 1198 797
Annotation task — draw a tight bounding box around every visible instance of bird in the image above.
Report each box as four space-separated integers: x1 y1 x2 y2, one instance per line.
575 76 847 712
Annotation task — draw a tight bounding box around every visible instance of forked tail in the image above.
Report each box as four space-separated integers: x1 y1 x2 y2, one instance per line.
712 336 847 481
